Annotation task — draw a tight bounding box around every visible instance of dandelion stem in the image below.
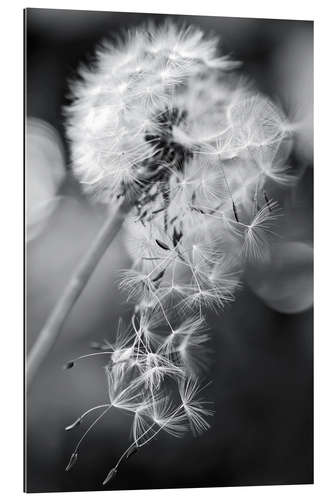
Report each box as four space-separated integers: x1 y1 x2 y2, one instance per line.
27 196 134 388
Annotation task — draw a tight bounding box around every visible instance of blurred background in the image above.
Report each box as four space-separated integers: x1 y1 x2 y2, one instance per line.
25 8 313 493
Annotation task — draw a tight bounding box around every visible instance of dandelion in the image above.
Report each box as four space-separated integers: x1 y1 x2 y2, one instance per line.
24 20 296 485
65 22 238 205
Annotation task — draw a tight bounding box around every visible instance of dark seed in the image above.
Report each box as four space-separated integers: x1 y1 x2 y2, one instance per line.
263 191 272 212
152 269 166 282
155 239 170 251
125 446 138 461
65 453 78 472
103 467 118 486
172 227 183 247
191 206 205 214
64 361 75 370
232 201 239 222
151 207 165 215
65 418 82 431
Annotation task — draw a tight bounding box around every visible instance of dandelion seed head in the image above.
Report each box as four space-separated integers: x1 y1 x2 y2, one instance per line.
66 22 240 204
65 21 298 479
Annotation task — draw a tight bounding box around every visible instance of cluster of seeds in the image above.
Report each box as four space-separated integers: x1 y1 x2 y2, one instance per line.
65 21 295 485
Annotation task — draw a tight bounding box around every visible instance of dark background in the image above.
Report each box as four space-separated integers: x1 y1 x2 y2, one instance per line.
25 8 313 493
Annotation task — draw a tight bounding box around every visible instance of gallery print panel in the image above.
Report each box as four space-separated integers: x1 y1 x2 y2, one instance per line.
24 8 313 493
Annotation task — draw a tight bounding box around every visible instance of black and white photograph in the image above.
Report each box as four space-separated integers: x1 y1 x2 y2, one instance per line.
24 7 313 494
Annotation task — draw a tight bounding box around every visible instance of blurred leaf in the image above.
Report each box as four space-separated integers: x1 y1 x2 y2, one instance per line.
26 117 66 242
245 241 313 314
273 27 313 164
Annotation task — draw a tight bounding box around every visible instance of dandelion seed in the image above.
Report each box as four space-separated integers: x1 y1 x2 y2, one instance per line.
132 404 154 445
159 315 204 352
147 397 187 439
243 202 281 262
179 379 213 435
105 366 144 413
137 352 184 390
